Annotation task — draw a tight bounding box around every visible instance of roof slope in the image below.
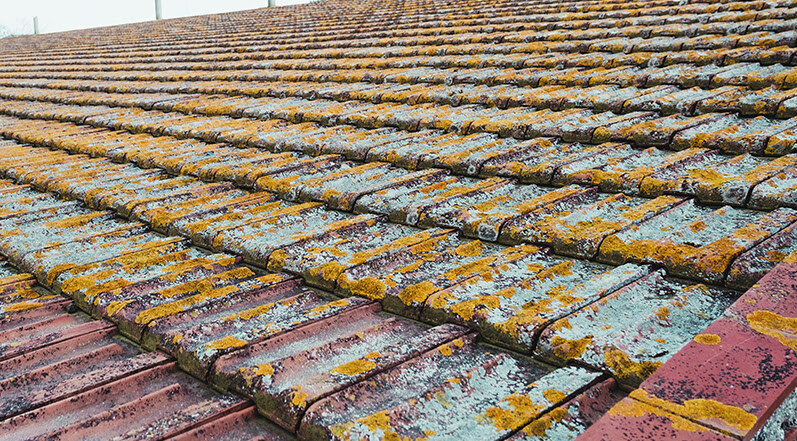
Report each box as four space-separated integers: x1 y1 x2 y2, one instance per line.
0 0 795 440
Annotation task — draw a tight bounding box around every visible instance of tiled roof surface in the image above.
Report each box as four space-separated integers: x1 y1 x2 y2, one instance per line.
0 0 795 439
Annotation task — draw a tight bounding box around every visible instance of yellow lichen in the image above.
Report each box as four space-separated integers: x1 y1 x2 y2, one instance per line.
255 363 274 376
454 241 485 257
205 336 248 350
291 386 309 408
746 310 797 351
397 280 439 306
331 359 377 376
343 276 387 300
629 389 757 434
693 333 721 345
542 389 567 404
549 335 593 360
484 392 546 431
603 348 662 382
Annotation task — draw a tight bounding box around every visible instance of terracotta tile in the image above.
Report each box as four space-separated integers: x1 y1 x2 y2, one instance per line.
149 285 371 378
167 406 295 441
577 398 736 441
0 328 169 420
336 232 505 317
213 303 467 430
422 245 649 351
268 219 450 290
0 363 247 441
537 270 736 386
599 201 797 283
0 309 113 362
300 334 601 441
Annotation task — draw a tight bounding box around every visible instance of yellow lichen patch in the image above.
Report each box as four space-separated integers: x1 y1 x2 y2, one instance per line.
746 310 797 351
357 410 393 432
3 301 42 312
629 389 757 434
522 408 568 437
397 280 439 306
484 392 546 431
449 295 501 321
689 220 708 233
343 276 387 300
364 351 381 359
290 386 309 408
308 261 348 283
549 335 593 360
693 333 721 345
220 302 274 322
542 389 567 405
454 241 485 257
331 359 377 376
106 299 134 317
308 299 350 317
205 336 248 350
254 363 274 377
603 348 662 381
608 397 709 433
267 249 288 270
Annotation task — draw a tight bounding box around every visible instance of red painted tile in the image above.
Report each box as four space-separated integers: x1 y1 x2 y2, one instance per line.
0 363 247 441
635 303 796 440
0 328 169 420
576 398 736 441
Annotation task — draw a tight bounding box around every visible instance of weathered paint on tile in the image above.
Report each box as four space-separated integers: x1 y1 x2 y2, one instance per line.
0 363 247 441
300 333 601 441
537 270 737 386
422 246 649 351
577 398 736 441
599 200 797 283
212 303 468 430
149 285 372 378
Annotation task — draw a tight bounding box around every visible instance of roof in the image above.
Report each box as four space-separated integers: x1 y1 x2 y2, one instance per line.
0 0 795 440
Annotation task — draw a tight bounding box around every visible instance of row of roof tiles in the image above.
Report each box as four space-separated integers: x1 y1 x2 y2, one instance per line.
0 145 793 440
0 115 794 289
0 178 619 441
0 122 790 389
